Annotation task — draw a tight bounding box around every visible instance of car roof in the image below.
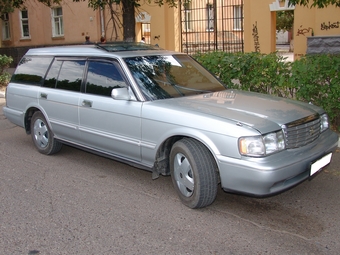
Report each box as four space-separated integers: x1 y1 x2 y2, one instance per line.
25 42 183 58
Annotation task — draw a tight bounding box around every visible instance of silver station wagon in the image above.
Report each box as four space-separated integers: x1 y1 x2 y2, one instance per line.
3 43 338 208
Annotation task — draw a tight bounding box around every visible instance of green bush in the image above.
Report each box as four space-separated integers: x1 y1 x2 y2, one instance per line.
194 51 293 97
0 54 13 87
194 51 340 131
290 54 340 131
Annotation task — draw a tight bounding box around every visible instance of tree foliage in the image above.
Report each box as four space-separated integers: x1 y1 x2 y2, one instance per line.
288 0 340 7
276 10 294 31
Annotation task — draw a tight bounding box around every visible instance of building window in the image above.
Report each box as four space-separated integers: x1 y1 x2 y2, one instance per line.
20 10 30 38
183 2 192 31
233 5 243 31
52 7 64 37
1 13 11 40
206 3 214 31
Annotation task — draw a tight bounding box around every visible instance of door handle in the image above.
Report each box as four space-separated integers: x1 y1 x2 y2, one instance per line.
82 100 93 107
40 93 48 99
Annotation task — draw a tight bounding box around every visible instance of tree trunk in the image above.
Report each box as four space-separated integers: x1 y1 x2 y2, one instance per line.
122 0 136 42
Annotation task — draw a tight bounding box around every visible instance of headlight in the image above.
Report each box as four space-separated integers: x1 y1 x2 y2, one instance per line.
239 131 286 157
320 113 329 132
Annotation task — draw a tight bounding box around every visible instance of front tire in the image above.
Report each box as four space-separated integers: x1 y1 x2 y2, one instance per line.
30 111 62 155
170 138 218 208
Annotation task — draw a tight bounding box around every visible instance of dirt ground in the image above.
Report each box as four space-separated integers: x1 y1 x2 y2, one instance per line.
0 85 6 93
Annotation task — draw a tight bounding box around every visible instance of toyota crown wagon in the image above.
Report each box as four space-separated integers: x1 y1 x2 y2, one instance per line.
3 43 338 208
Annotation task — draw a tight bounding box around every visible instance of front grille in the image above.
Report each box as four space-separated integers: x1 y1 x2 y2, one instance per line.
282 114 321 149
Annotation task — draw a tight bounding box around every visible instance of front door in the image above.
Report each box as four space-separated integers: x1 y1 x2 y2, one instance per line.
78 59 142 162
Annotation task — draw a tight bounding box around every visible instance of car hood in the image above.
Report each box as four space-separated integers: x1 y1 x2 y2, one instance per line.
148 90 323 134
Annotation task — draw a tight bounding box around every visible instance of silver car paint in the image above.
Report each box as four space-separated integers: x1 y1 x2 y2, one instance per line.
78 93 142 162
217 129 337 195
39 87 81 142
3 45 338 197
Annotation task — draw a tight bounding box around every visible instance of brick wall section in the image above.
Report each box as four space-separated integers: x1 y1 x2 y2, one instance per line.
307 36 340 54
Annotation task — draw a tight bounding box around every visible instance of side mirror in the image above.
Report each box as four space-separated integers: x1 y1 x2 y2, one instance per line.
111 87 131 100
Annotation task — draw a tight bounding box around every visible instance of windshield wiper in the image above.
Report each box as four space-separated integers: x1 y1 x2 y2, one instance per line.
154 79 212 96
172 83 212 94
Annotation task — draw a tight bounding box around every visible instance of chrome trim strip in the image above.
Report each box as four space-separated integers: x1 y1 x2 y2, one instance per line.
79 126 141 146
284 113 319 128
54 137 154 170
49 119 78 130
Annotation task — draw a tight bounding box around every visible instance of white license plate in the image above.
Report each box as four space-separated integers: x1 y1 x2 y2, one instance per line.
310 153 332 176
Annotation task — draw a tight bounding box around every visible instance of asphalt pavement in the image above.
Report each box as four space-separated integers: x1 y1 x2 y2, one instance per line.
0 66 339 254
1 104 340 254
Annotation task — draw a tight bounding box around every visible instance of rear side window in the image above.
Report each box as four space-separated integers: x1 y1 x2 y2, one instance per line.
11 56 53 85
44 59 85 92
85 60 127 97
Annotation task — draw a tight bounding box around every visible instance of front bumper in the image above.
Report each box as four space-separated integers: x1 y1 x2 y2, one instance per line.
217 129 338 197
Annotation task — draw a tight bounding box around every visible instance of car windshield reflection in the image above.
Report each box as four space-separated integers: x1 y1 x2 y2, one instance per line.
124 54 227 100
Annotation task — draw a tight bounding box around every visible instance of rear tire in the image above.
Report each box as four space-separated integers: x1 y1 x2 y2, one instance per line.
170 138 218 208
30 111 62 155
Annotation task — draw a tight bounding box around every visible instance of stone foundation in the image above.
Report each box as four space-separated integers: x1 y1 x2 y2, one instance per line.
307 36 340 54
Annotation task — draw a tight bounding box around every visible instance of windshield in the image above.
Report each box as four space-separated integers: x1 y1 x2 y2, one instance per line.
124 54 227 100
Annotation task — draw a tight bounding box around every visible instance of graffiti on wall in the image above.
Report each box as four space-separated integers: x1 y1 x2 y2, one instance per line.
252 22 260 52
296 21 339 37
321 21 340 30
296 26 313 36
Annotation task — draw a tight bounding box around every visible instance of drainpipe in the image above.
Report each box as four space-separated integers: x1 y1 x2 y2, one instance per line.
100 7 105 37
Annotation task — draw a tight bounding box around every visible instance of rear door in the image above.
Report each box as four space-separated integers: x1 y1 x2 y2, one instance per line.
39 58 85 142
78 59 142 162
5 56 52 127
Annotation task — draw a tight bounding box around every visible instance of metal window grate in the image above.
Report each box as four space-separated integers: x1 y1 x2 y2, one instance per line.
180 0 244 54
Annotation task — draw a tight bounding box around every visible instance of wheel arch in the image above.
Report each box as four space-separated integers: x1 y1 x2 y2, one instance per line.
153 132 220 177
24 107 48 134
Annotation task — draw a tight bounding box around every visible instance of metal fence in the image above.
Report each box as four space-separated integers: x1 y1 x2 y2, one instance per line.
180 0 244 54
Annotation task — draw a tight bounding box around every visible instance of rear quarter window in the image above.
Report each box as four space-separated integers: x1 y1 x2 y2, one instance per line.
11 56 53 85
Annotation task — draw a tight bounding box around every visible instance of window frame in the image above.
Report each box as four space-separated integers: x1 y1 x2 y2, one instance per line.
11 56 54 86
51 7 64 37
44 57 86 92
182 2 192 32
85 59 128 97
206 3 214 31
2 13 11 40
233 5 243 31
20 9 30 39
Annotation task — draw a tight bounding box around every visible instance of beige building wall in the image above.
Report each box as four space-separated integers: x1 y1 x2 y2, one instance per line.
2 0 340 60
1 0 119 47
294 5 340 58
135 4 179 51
244 0 340 59
293 5 315 58
244 0 291 54
139 0 244 53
